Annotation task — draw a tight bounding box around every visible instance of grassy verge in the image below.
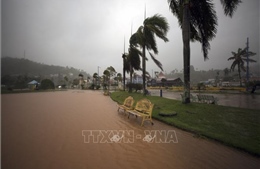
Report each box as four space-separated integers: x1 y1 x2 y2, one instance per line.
110 91 260 156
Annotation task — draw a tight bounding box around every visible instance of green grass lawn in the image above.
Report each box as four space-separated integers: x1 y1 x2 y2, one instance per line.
110 91 260 156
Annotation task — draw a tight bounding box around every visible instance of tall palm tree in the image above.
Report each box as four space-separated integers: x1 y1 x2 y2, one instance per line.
122 53 127 91
133 14 169 95
228 48 256 86
93 73 98 85
102 70 110 90
168 0 241 103
127 34 142 84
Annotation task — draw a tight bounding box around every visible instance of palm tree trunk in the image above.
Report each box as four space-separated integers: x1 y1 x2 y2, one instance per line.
182 2 191 103
142 45 146 95
130 65 133 92
123 64 125 91
238 66 242 87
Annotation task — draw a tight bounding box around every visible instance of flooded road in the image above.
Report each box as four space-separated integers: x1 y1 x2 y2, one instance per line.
2 91 260 169
150 89 260 110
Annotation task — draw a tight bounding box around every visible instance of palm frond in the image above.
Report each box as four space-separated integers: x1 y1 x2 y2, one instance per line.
230 61 237 71
149 52 163 71
128 46 141 70
144 27 158 54
228 56 235 60
231 51 237 56
129 33 139 47
135 26 145 46
143 14 169 54
220 0 242 17
241 51 257 58
144 14 169 37
168 0 182 26
242 58 257 63
190 0 218 59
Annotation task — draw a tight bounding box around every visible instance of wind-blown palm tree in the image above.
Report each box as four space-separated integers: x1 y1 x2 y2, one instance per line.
228 47 256 86
121 33 142 92
103 70 110 90
168 0 241 103
126 34 142 85
93 73 98 86
122 53 127 91
133 14 169 95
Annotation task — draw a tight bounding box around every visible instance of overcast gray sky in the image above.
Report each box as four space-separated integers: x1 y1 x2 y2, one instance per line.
2 0 259 76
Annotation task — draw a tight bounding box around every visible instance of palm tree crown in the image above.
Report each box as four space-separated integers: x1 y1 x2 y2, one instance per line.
168 0 241 103
133 14 169 94
228 47 256 86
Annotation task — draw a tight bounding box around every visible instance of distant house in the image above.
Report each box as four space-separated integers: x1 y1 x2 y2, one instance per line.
148 77 183 87
125 75 143 84
132 74 143 84
157 72 166 80
28 80 39 90
165 78 183 86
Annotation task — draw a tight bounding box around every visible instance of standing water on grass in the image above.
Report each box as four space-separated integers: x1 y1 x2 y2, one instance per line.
150 90 260 110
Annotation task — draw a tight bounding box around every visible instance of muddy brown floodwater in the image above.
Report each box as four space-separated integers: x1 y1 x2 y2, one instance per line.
2 90 260 169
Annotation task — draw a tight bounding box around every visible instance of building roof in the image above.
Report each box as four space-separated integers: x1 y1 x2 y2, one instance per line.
28 80 39 85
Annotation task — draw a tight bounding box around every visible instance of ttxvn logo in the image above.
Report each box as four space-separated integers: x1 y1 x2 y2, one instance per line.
82 130 178 143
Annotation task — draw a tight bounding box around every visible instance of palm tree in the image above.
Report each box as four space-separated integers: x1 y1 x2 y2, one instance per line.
122 53 127 91
223 68 229 77
133 14 169 95
93 73 98 86
122 33 142 92
104 66 116 90
168 0 241 103
103 70 110 90
228 48 256 86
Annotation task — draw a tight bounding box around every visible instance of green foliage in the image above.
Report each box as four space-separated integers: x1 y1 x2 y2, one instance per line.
89 84 95 90
1 74 41 89
1 75 16 87
72 78 79 86
40 79 55 90
102 83 108 90
197 82 206 90
111 91 260 156
1 57 90 78
96 85 101 90
126 83 142 92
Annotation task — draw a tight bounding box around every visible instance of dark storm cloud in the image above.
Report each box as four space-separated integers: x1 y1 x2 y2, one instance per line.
2 0 259 75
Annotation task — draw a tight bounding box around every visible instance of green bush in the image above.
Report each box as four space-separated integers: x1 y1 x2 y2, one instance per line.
89 84 95 90
126 83 142 92
40 79 55 90
96 85 101 90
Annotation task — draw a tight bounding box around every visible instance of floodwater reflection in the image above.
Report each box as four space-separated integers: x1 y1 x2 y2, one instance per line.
150 90 260 110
